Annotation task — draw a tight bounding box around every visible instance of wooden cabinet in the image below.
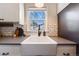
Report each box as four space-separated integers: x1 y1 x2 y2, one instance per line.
0 45 21 56
57 44 76 56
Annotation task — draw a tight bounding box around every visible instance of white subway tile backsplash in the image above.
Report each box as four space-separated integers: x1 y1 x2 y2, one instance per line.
0 23 22 36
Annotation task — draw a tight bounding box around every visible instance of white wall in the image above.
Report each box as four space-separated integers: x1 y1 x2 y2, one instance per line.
0 3 19 22
57 3 69 13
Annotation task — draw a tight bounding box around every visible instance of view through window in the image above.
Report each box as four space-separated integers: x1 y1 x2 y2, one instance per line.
27 8 47 35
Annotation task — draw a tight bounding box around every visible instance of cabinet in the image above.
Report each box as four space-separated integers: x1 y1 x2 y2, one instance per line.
0 45 21 56
0 44 76 56
57 44 76 56
0 3 19 22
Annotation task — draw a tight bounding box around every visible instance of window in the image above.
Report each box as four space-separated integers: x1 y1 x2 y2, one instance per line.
27 8 47 34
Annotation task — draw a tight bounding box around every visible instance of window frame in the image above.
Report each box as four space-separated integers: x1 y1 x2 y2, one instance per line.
26 8 47 32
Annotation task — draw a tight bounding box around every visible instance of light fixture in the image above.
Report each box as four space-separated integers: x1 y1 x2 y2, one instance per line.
35 3 44 8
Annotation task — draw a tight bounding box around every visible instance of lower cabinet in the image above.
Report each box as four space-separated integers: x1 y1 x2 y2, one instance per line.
57 44 76 56
0 44 76 56
0 45 21 56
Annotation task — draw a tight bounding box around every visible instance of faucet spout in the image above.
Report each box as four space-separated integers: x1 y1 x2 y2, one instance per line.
38 25 41 36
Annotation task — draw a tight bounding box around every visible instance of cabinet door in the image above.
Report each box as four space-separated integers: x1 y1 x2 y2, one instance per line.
0 3 19 22
57 45 76 56
0 45 21 56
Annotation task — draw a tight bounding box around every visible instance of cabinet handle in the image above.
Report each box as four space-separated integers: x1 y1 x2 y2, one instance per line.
2 52 9 55
63 53 70 56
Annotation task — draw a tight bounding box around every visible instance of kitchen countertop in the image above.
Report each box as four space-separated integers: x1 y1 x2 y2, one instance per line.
0 37 28 45
0 36 76 45
50 36 76 45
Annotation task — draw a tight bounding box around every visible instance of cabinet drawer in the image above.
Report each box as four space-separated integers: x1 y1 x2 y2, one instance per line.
0 45 21 56
57 45 76 56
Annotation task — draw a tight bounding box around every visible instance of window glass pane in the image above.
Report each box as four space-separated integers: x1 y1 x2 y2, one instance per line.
29 10 45 20
27 9 47 34
30 20 44 31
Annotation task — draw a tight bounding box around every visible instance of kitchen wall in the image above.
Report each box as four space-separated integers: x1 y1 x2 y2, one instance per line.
0 3 58 37
0 23 22 37
24 3 58 36
0 3 20 37
58 3 79 55
57 3 69 13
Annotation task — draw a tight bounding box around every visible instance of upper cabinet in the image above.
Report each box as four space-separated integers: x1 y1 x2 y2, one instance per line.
0 3 19 22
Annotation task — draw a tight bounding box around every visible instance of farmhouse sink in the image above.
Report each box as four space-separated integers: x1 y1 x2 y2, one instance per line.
21 35 57 56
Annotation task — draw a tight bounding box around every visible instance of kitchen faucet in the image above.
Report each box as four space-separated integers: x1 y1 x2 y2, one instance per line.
38 25 41 36
38 25 46 36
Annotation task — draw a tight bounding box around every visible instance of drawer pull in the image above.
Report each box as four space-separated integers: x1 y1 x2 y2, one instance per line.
2 52 9 55
63 53 70 56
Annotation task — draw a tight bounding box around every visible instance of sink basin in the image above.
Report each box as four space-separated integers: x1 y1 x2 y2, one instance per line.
21 35 57 56
21 36 57 44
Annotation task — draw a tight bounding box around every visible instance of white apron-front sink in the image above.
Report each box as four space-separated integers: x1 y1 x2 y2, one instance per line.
21 35 57 56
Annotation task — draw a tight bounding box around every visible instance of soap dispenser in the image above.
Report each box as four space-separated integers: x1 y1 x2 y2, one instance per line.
43 30 46 36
